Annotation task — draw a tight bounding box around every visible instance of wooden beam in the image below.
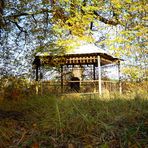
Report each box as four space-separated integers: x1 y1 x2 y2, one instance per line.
35 65 39 95
61 65 63 93
97 56 102 95
118 61 122 94
93 64 95 80
35 65 38 81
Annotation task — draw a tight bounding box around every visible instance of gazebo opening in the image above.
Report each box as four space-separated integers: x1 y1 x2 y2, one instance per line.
70 76 80 92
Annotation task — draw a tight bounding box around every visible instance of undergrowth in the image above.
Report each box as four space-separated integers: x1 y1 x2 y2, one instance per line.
0 93 148 147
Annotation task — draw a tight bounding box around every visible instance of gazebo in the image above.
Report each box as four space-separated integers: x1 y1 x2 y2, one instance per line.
33 44 122 95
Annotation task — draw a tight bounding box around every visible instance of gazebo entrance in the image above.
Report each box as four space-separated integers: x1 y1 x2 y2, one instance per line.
33 44 122 95
69 76 80 92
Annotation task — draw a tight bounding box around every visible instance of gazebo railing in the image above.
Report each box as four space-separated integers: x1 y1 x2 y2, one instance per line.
63 80 119 93
35 80 119 94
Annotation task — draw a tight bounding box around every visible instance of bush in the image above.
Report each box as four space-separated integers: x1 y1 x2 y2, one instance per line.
0 77 32 100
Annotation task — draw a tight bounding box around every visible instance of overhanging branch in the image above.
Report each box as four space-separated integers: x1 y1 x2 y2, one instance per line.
94 11 119 26
6 9 52 19
9 20 27 33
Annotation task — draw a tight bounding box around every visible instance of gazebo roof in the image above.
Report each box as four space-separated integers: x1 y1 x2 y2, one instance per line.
36 44 108 56
34 44 121 66
67 44 108 55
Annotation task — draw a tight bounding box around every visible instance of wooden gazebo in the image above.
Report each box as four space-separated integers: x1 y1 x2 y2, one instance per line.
33 44 122 95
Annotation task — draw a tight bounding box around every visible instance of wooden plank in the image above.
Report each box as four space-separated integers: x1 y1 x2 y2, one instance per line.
90 56 92 63
76 57 78 64
93 56 96 63
83 57 85 63
97 56 102 95
69 57 72 64
66 58 68 64
73 57 75 64
86 56 89 63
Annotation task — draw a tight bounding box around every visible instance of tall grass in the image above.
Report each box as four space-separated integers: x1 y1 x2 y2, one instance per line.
0 93 148 147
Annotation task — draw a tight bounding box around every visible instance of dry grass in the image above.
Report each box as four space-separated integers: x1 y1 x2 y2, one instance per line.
0 92 148 147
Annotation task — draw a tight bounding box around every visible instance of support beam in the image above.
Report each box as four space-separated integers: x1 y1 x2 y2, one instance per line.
118 61 122 94
35 65 39 81
61 65 63 93
93 64 95 80
97 56 102 95
93 64 96 93
35 64 39 95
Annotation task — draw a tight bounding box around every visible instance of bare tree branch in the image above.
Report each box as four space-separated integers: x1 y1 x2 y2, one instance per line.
94 11 119 26
9 20 27 33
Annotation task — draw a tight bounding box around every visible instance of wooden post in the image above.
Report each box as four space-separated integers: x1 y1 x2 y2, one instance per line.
93 64 95 80
97 56 102 95
61 65 63 93
35 65 38 81
93 64 96 93
118 61 122 94
35 64 39 95
40 67 43 95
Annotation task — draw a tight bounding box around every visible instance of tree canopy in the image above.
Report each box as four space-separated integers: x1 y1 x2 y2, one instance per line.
0 0 147 79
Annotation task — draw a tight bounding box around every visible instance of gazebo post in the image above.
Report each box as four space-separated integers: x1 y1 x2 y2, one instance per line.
93 64 96 93
93 64 95 80
35 65 38 81
118 61 122 94
97 56 102 95
35 64 39 95
61 65 63 93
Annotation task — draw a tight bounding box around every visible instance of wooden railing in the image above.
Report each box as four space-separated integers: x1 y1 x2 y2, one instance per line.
34 80 119 94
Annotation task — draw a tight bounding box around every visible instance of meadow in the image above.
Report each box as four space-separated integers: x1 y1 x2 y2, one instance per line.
0 92 148 148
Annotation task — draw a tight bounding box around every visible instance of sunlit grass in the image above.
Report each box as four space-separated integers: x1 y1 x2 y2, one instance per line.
0 93 147 147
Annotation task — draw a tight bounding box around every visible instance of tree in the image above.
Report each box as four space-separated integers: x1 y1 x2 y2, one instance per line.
0 0 147 78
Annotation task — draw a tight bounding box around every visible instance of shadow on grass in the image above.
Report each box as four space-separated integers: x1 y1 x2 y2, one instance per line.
0 109 24 120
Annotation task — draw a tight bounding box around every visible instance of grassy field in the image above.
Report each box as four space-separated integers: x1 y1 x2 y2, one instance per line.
0 93 148 148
